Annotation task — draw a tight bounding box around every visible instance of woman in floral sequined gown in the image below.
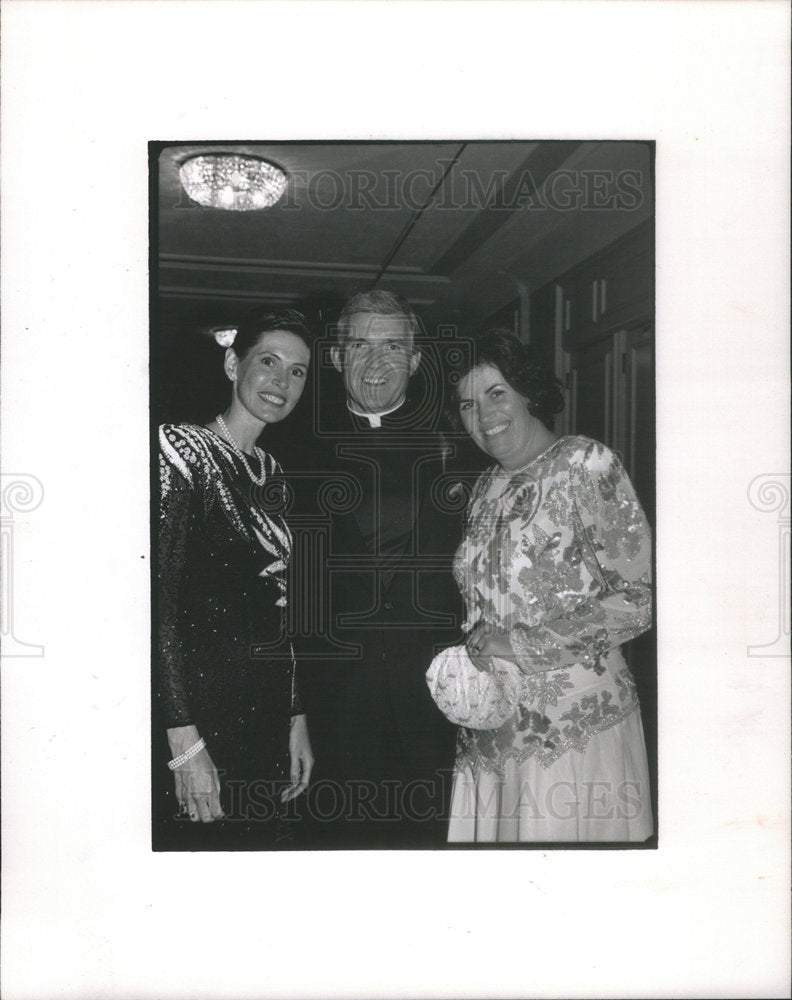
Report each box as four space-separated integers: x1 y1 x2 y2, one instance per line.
154 308 314 849
447 330 653 842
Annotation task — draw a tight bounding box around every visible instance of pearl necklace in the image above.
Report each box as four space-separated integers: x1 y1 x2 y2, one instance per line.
215 414 268 485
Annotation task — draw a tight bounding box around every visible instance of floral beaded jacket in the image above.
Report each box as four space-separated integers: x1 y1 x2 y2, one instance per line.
453 435 652 773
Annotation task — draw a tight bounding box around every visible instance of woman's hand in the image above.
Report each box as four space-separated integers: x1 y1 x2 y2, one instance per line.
167 725 224 823
281 714 314 803
466 622 516 671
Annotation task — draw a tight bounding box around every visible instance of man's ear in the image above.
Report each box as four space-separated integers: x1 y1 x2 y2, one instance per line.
408 349 422 376
224 348 238 381
330 344 344 373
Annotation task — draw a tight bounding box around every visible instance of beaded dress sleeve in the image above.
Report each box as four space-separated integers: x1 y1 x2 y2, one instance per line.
158 427 198 727
506 440 652 673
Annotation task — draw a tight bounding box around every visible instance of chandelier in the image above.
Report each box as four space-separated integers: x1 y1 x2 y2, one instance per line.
178 154 288 211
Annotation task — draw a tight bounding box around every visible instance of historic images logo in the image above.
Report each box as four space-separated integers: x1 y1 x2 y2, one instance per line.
1 474 45 657
176 163 646 214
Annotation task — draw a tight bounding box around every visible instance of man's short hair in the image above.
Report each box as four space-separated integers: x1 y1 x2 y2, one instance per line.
336 289 422 346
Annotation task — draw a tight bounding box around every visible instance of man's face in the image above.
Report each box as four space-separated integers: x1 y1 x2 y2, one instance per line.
331 311 421 413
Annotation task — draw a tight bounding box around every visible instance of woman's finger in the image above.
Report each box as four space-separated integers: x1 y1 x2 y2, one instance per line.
186 794 200 823
467 635 487 658
467 622 490 653
208 770 225 819
174 771 187 814
280 781 307 803
210 786 225 819
184 783 209 822
468 649 493 672
194 793 214 823
287 753 302 793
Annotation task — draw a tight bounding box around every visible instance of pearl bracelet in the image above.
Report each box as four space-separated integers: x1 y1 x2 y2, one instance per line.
167 737 206 771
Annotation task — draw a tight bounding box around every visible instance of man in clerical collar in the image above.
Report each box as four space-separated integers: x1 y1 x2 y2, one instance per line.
330 289 422 429
293 289 464 850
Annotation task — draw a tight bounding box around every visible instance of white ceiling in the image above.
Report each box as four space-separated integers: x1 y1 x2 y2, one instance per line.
155 140 653 337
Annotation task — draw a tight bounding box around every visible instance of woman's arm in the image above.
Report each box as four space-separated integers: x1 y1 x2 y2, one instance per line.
167 724 224 822
158 445 196 727
282 714 314 803
280 642 313 802
159 430 223 821
504 442 652 674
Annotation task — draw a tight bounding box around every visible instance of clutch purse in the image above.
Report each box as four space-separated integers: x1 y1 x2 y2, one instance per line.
426 644 523 730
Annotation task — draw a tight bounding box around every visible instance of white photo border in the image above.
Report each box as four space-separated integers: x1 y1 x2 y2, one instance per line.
1 2 789 998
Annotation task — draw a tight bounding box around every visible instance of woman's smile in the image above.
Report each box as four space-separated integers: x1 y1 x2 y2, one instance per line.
258 390 287 407
481 420 510 438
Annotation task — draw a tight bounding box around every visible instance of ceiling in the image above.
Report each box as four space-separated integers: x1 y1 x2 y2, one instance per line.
154 139 653 340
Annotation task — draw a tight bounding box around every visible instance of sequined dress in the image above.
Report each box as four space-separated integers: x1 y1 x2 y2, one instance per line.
154 423 299 846
448 436 654 842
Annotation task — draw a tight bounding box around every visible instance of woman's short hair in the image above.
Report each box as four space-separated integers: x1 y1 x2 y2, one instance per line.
448 328 565 428
232 306 313 359
336 289 422 346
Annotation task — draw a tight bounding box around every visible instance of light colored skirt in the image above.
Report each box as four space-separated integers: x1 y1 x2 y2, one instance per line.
447 710 653 843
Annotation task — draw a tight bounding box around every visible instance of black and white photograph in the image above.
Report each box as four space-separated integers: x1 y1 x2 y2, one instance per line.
1 2 788 998
151 140 658 852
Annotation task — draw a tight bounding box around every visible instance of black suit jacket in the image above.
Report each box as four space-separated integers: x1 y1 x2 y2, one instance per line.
267 389 481 781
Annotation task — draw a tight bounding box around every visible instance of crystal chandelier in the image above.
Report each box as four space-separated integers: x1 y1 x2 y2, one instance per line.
178 154 288 211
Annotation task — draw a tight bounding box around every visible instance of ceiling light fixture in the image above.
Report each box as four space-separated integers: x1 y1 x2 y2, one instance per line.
179 154 288 211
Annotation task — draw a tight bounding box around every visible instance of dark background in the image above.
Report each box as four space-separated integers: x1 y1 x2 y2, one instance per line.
151 139 657 843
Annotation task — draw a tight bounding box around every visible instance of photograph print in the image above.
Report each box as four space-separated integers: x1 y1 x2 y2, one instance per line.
150 140 657 852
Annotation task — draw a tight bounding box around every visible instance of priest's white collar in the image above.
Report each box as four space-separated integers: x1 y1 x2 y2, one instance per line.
347 397 406 428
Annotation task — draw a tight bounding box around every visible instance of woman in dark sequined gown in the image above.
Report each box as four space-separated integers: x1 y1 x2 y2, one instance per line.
153 308 314 850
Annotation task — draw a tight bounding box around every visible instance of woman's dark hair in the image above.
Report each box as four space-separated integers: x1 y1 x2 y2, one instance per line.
232 306 313 359
447 328 565 429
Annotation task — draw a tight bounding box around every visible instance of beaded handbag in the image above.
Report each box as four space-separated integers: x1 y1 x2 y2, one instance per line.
425 644 523 730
